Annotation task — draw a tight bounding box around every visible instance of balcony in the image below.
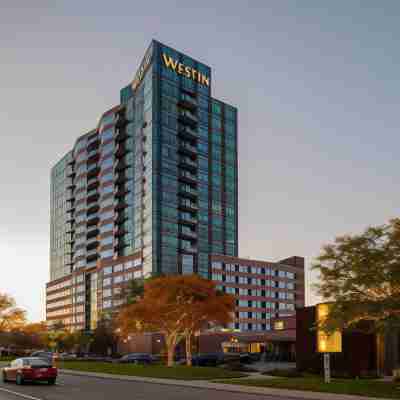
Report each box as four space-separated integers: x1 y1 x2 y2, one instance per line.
114 227 127 237
179 171 197 185
86 237 99 250
87 138 100 152
66 166 75 178
115 188 129 198
179 199 198 212
115 172 128 185
87 204 99 215
115 212 129 224
66 202 75 212
114 143 131 158
115 201 128 211
179 213 197 226
87 164 100 178
66 223 75 234
179 156 197 172
86 227 100 239
86 250 99 262
86 214 99 226
180 245 197 254
114 159 131 172
180 228 197 240
115 114 129 129
178 110 198 127
66 189 74 201
178 142 197 157
87 149 100 163
114 128 130 143
86 189 99 203
178 94 198 112
178 126 198 141
87 178 99 191
66 179 76 189
178 185 198 199
66 214 75 224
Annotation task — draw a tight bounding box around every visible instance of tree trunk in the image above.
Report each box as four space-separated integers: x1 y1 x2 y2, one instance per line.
166 335 177 367
186 332 192 366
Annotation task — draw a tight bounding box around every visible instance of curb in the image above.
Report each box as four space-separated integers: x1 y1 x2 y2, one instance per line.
60 369 388 400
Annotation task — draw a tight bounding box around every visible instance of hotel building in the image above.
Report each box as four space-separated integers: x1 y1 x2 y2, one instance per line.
46 40 304 337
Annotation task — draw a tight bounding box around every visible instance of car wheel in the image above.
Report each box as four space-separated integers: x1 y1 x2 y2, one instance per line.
16 374 24 385
48 378 56 385
2 372 8 383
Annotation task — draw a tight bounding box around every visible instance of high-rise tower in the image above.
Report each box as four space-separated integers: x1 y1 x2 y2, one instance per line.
47 40 238 331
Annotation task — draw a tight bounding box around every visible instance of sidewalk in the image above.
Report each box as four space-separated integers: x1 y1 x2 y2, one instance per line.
60 368 390 400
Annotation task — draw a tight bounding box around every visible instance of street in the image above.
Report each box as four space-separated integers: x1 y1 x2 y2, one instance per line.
0 372 288 400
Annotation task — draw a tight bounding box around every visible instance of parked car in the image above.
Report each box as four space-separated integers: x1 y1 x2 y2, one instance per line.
117 353 152 365
2 357 57 385
188 353 225 367
30 351 55 364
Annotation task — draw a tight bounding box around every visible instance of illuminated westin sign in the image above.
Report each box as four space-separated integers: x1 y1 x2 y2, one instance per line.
132 46 153 90
132 48 210 90
162 54 210 87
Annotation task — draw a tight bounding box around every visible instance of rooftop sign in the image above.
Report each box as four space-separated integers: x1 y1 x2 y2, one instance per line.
132 45 153 91
162 54 210 87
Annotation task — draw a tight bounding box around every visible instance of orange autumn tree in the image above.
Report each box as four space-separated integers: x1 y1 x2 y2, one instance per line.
0 293 26 332
179 277 235 366
117 274 235 367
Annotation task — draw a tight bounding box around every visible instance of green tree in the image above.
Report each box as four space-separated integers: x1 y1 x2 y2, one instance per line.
313 218 400 333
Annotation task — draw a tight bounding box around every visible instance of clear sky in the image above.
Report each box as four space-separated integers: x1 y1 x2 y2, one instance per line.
1 1 399 321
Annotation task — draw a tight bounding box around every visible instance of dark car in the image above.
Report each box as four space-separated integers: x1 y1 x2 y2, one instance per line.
2 357 57 385
117 353 152 365
190 353 225 367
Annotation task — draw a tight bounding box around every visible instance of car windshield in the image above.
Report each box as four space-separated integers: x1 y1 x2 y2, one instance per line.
25 358 51 367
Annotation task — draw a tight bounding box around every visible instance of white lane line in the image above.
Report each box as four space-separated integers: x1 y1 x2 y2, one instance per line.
0 387 43 400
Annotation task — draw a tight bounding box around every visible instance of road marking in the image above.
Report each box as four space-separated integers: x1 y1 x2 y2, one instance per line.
0 387 43 400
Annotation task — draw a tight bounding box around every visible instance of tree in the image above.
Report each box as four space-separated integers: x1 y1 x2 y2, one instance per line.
0 293 26 332
178 276 235 366
117 275 235 367
313 218 400 333
90 316 118 356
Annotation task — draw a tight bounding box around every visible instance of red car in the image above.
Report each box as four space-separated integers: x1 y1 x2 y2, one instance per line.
2 357 57 385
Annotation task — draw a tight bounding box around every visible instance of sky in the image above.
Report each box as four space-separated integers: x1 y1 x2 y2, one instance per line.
1 1 399 321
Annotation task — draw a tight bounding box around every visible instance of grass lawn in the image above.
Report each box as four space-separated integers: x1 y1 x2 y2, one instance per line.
217 376 400 399
0 356 14 362
59 361 246 381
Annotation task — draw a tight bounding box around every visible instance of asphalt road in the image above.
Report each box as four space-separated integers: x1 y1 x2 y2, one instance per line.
0 371 295 400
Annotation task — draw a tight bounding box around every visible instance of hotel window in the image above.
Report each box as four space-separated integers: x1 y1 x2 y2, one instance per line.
103 289 112 298
103 278 112 287
114 275 124 284
101 249 113 259
287 293 295 300
133 270 142 279
287 271 295 279
114 264 123 273
279 281 286 289
212 261 222 270
103 300 112 309
125 272 133 281
103 266 112 275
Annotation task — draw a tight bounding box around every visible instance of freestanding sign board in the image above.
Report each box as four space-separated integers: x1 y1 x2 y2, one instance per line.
316 303 342 383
